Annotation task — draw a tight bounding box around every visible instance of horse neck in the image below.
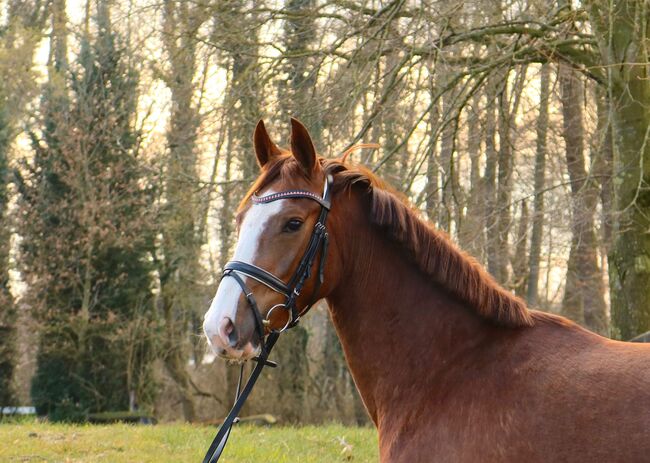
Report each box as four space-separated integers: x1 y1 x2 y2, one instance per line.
325 193 494 424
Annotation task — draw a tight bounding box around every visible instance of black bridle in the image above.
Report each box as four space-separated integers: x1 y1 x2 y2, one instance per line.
202 175 333 463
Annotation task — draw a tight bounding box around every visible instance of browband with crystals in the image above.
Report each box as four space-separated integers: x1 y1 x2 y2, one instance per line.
251 175 332 210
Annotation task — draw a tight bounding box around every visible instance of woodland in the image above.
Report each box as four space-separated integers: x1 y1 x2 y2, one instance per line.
0 0 649 423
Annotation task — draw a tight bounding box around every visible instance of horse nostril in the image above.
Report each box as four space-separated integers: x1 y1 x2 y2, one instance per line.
219 317 239 348
228 325 238 348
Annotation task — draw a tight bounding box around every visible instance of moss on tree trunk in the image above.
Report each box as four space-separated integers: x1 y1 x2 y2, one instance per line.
588 0 650 339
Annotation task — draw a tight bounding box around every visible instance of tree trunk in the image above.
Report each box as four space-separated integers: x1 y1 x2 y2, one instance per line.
527 64 550 308
494 76 514 285
375 22 404 187
223 4 262 183
458 91 484 259
0 112 14 406
585 0 650 340
439 89 457 234
280 0 321 133
484 74 500 280
159 0 208 421
425 65 440 224
558 63 608 335
592 85 614 259
512 200 529 298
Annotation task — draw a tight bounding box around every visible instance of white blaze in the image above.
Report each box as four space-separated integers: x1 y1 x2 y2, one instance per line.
203 193 286 350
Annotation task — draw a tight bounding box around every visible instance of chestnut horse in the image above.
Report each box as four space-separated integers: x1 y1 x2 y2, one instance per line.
203 119 650 462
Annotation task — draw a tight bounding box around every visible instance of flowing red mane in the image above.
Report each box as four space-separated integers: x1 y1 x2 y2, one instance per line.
242 155 534 327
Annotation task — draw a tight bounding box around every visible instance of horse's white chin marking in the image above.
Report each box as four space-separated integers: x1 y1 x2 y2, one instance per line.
203 193 286 354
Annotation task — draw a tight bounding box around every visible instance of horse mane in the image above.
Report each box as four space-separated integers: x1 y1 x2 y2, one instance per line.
242 155 534 328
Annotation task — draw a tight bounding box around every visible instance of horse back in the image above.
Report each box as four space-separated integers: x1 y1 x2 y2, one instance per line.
378 318 650 462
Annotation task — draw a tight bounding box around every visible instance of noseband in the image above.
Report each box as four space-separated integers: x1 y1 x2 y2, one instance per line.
203 174 333 463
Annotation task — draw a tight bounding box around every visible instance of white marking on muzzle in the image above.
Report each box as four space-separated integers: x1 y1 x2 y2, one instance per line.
203 192 286 352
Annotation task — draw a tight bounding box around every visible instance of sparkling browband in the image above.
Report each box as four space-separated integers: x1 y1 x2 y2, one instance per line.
252 190 324 203
251 176 332 209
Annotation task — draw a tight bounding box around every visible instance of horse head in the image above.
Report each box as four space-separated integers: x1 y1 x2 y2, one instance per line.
203 118 342 361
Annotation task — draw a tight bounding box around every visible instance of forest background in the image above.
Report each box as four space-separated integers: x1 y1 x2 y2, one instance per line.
1 0 649 424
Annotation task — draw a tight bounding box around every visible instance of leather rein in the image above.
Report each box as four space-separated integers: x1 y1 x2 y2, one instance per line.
202 174 333 463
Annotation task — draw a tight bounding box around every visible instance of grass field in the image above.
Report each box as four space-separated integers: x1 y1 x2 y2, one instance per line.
0 421 378 462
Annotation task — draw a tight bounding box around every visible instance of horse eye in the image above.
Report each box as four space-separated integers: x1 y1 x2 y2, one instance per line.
283 218 303 233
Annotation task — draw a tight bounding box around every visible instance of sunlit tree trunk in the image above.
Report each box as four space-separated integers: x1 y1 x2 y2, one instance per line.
439 89 457 234
558 63 608 335
494 86 513 285
484 74 500 280
159 0 209 421
512 200 529 298
374 22 404 187
279 0 321 137
425 62 440 225
592 86 614 261
458 92 485 260
527 64 550 308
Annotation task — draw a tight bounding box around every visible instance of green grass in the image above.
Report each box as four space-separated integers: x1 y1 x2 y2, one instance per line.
0 422 378 462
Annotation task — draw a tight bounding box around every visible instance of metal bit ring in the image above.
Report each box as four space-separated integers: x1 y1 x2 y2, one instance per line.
265 304 291 333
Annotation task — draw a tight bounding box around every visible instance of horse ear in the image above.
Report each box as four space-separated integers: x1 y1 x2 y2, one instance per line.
254 120 281 168
290 117 317 175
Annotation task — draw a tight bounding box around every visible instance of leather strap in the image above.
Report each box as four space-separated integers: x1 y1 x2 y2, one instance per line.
202 333 279 463
224 261 290 296
221 269 267 346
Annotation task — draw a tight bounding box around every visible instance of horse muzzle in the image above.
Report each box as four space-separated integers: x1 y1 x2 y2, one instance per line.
205 317 260 361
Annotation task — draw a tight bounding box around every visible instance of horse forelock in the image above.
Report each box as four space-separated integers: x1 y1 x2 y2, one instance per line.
242 154 534 328
236 153 304 224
